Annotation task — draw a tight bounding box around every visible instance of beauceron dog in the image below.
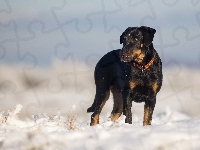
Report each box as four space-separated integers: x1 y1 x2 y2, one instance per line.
87 26 163 126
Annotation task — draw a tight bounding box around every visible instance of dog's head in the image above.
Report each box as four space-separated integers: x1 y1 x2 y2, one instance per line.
119 26 156 63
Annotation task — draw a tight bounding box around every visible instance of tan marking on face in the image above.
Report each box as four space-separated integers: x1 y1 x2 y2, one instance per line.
132 49 144 63
137 53 145 62
129 81 136 90
132 49 142 56
143 106 151 126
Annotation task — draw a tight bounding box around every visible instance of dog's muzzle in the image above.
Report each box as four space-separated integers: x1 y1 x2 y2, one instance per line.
120 48 132 62
120 43 141 62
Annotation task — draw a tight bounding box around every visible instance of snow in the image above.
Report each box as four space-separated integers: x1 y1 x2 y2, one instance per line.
0 104 200 150
1 63 200 149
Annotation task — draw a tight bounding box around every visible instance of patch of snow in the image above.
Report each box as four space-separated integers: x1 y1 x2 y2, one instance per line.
0 104 199 150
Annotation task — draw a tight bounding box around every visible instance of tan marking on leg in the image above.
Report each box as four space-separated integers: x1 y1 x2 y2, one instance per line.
99 90 110 111
143 106 151 126
110 87 123 122
90 89 111 126
111 113 121 121
152 82 158 93
129 81 136 90
90 114 99 126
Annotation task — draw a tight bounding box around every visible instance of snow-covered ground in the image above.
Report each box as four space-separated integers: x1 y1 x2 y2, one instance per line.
0 62 200 149
0 104 200 150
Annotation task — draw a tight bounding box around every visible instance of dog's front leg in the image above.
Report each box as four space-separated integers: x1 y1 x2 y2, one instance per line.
124 102 132 124
143 99 156 126
123 91 132 124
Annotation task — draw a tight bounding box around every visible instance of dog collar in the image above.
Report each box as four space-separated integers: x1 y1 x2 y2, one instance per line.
133 54 155 72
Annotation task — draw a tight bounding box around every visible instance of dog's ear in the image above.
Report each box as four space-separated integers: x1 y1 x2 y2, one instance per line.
120 27 133 44
141 26 156 47
120 33 124 44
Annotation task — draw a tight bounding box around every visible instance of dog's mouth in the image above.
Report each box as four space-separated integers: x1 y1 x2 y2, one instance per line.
120 45 134 62
132 50 145 63
120 53 132 62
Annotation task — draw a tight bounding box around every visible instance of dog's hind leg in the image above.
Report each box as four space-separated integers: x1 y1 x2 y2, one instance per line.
90 87 110 126
110 87 123 121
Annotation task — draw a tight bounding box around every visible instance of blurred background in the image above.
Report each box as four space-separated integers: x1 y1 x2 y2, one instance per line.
0 0 200 122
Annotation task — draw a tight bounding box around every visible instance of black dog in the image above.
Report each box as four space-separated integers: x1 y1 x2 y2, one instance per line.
87 26 162 126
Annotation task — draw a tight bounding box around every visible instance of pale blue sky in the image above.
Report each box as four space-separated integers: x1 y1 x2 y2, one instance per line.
0 0 200 67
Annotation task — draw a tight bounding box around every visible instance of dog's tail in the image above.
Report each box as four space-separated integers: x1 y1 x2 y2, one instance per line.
87 101 95 112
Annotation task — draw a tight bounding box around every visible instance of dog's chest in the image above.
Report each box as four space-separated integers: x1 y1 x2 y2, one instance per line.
124 65 159 97
132 70 157 84
125 65 157 82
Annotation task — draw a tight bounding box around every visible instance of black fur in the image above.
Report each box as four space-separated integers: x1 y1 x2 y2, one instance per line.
87 26 163 126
